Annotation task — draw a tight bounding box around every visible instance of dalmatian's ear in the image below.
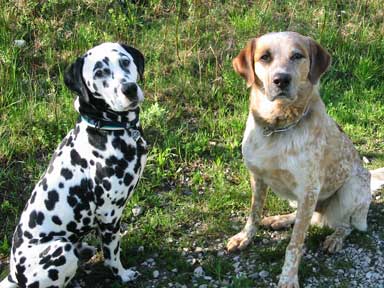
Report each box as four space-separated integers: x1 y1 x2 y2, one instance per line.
64 57 90 103
120 44 145 81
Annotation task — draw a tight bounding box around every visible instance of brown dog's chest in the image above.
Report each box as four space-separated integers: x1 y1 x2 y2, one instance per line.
242 130 304 200
242 110 360 202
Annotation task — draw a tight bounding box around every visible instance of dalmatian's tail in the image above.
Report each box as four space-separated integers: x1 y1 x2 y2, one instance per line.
0 276 17 288
371 167 384 195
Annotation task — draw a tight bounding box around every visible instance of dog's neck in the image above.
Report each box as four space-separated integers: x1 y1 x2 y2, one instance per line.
249 85 317 131
74 96 141 129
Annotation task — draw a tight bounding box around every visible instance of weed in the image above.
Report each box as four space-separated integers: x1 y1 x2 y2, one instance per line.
0 0 383 286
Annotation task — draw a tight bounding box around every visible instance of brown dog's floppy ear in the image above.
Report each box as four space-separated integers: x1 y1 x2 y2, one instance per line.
233 38 257 88
307 38 331 84
64 57 90 103
120 44 145 81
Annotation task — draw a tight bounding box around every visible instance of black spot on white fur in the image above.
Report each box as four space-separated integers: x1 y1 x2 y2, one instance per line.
5 43 147 287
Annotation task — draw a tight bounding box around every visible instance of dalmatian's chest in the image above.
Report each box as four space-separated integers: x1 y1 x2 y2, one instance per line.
80 123 148 219
83 125 148 221
18 121 147 241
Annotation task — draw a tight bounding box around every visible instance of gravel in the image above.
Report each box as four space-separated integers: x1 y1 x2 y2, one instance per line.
137 194 384 288
2 194 382 288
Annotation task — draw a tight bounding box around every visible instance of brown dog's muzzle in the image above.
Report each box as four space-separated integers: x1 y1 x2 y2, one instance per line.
268 72 293 101
273 73 291 89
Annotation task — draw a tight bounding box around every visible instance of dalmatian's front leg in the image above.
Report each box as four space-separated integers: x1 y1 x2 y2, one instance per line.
99 221 139 282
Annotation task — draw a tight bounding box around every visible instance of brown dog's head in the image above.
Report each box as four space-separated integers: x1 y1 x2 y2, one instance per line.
233 32 330 102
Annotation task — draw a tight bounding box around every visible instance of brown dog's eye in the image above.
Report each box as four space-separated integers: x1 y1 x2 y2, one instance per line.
260 54 271 62
291 53 304 60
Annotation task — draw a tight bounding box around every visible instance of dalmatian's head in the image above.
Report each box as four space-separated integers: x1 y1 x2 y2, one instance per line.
65 43 144 115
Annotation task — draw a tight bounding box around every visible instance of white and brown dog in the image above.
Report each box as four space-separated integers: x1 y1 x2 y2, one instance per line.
227 31 384 288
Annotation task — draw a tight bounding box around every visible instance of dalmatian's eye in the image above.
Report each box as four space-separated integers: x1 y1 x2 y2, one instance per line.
120 59 130 69
95 70 103 78
103 68 111 76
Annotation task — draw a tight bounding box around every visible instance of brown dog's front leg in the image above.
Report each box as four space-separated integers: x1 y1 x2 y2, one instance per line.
227 173 268 251
278 185 319 288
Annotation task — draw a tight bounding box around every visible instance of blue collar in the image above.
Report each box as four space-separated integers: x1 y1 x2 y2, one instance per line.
81 115 142 140
81 115 139 130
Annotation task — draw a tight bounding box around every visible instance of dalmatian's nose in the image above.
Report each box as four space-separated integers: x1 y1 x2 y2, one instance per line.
121 82 138 100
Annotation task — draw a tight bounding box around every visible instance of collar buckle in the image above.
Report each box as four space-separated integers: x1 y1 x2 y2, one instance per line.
263 127 274 137
95 120 102 129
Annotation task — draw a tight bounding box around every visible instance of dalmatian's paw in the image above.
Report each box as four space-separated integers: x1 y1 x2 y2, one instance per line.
118 269 140 283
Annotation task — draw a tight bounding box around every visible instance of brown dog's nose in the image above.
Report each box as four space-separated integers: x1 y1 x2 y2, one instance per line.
273 73 291 89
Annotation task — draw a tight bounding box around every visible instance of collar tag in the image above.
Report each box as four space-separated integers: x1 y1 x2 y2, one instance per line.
130 129 141 141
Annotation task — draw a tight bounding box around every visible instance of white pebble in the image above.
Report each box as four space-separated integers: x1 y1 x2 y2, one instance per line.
132 205 144 217
194 266 205 278
14 39 26 47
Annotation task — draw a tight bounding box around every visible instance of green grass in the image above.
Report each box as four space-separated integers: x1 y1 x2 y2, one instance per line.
1 0 383 287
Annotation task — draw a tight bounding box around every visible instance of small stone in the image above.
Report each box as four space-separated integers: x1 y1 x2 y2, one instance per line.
167 237 174 243
194 266 205 278
249 272 259 279
259 270 269 278
172 268 178 273
183 189 193 196
366 271 379 280
132 205 144 217
153 270 160 278
199 285 208 288
14 39 26 47
137 246 144 252
195 247 203 253
362 156 371 164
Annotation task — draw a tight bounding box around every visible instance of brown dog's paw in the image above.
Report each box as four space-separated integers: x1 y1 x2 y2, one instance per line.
323 233 344 253
261 213 295 230
278 274 300 288
226 231 253 252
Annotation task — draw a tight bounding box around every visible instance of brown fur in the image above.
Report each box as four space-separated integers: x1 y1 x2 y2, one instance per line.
227 32 376 288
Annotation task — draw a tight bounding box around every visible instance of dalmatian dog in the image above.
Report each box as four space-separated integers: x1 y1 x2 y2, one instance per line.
0 43 147 288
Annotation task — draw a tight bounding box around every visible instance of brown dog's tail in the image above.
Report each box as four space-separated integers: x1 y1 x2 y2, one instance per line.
371 167 384 194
